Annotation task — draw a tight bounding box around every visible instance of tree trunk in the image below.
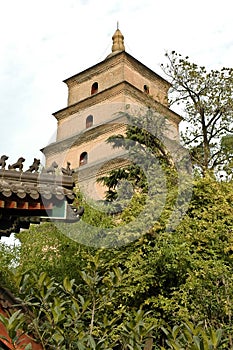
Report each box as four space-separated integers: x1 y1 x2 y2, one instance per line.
144 336 153 350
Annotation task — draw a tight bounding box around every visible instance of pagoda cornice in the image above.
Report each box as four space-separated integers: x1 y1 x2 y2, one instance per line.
42 121 125 156
77 153 129 182
63 51 171 89
53 81 182 125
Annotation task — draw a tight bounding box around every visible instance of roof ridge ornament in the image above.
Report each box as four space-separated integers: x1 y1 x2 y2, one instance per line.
0 155 85 237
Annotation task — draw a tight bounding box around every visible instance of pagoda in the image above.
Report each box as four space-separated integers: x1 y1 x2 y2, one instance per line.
42 28 182 199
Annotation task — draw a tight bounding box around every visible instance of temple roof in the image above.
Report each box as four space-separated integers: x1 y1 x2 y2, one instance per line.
0 170 74 201
0 156 83 238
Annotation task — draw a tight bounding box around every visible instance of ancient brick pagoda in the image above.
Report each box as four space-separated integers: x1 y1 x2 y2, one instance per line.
42 28 182 200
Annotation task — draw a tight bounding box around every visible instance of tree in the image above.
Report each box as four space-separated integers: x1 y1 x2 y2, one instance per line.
97 107 192 243
97 107 181 201
4 257 154 350
16 222 88 284
105 177 233 347
0 242 19 291
161 52 233 176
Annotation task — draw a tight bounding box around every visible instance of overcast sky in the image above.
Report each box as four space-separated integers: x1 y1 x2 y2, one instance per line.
0 0 232 169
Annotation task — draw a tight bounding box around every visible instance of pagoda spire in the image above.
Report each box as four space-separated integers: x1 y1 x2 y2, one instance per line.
111 24 125 53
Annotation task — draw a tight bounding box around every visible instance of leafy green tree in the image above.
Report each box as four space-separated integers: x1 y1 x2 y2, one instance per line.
6 255 154 350
161 321 227 349
97 108 179 201
105 177 233 347
16 191 115 280
221 134 233 178
96 107 192 245
16 222 88 283
0 242 19 291
161 51 233 175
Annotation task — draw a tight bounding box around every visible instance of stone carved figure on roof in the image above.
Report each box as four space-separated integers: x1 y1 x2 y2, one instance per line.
8 157 25 171
44 161 58 174
61 162 74 176
0 155 9 169
26 158 40 173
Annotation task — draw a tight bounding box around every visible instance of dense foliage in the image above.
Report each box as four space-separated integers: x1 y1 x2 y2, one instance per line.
0 242 18 291
0 177 233 348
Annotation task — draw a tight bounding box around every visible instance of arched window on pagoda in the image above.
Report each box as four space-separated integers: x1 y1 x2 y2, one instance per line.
144 84 150 94
86 115 93 128
79 152 88 166
91 82 98 95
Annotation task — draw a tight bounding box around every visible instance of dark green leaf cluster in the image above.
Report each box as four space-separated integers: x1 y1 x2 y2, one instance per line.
3 257 155 349
98 109 177 201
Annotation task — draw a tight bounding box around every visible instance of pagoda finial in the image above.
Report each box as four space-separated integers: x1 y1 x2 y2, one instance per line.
111 25 125 53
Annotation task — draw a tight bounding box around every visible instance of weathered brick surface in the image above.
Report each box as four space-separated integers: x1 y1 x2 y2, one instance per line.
65 52 170 107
